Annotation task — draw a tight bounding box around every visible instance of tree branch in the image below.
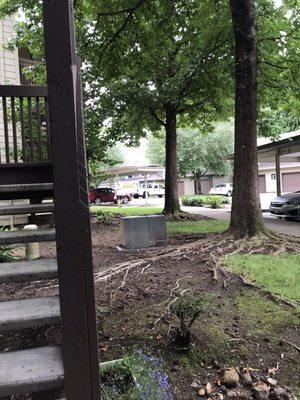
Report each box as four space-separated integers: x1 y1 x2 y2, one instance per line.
96 0 148 64
149 107 166 127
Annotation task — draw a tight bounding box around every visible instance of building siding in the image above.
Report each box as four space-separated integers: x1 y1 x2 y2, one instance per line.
0 16 28 226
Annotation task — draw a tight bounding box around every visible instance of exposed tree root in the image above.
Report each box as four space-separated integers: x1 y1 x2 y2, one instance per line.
94 230 300 315
95 230 300 284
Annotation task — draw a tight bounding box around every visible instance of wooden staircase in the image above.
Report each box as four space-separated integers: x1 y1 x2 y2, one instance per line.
0 185 65 397
0 1 101 399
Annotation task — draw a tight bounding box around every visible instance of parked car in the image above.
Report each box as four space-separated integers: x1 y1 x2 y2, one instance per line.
89 187 131 205
133 184 165 198
209 183 233 197
269 192 300 220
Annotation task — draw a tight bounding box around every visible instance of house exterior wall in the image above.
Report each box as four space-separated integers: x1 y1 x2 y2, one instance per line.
259 166 300 193
0 16 28 226
182 178 195 195
212 176 233 186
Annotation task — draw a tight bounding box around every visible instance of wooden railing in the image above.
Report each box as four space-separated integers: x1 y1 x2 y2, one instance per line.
0 86 51 164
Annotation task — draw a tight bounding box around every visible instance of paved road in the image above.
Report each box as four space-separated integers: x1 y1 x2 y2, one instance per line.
182 205 300 237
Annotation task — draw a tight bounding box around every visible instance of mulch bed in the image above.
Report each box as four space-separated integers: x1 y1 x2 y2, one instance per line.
0 220 299 399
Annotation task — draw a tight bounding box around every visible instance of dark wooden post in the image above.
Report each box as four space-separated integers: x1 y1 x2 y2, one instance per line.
42 1 101 399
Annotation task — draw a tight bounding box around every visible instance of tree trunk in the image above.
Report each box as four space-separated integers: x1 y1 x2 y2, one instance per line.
163 104 181 214
229 0 266 236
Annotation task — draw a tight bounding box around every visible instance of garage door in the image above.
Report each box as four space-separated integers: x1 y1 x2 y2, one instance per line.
258 175 266 193
282 172 300 193
178 181 185 196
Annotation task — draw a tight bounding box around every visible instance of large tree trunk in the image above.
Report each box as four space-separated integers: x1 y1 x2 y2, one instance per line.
163 104 181 214
229 0 266 236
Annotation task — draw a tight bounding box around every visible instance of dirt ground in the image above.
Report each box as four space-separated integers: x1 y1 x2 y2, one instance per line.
0 219 299 399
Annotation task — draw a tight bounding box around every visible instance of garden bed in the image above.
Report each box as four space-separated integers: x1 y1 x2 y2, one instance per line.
0 219 299 399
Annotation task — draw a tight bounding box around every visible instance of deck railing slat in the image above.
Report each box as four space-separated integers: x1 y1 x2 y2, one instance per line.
0 85 51 165
19 97 26 162
27 97 34 162
11 97 18 163
36 97 43 162
2 97 10 163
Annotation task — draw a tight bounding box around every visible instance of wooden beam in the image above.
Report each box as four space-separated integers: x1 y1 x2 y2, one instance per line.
0 86 47 97
42 1 101 399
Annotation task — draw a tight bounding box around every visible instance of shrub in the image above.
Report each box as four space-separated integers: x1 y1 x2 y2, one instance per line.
101 352 172 400
0 227 17 263
205 196 224 209
91 210 120 225
181 195 227 208
170 294 213 346
181 195 204 207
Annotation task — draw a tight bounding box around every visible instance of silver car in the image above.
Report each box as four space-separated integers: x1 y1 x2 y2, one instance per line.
269 192 300 221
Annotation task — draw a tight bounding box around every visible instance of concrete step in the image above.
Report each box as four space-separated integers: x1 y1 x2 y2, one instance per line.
0 296 60 331
0 259 58 283
0 228 55 245
0 183 53 193
0 203 54 216
0 346 64 396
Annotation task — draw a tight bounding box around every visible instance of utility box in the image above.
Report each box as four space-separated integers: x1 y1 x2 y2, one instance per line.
121 215 167 249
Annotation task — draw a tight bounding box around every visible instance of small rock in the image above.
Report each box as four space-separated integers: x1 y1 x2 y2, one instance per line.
220 385 227 394
198 388 206 396
171 365 180 372
252 381 269 400
191 381 200 388
242 371 252 385
206 382 213 394
221 368 240 387
273 387 284 399
227 390 237 398
267 377 278 386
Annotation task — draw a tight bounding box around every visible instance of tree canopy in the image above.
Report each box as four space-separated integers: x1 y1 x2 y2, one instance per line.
0 0 298 161
147 122 234 181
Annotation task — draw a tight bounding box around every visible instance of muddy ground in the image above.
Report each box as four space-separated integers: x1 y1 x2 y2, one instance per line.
0 219 299 399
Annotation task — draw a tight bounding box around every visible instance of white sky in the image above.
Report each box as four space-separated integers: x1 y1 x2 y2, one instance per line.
121 138 149 166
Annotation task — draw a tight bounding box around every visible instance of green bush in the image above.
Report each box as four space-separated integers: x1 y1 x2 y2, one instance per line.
181 195 227 208
0 227 17 263
170 294 214 345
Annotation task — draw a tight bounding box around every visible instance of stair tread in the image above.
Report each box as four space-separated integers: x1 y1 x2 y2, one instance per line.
0 296 60 331
0 183 53 193
0 346 64 396
0 228 55 245
0 259 58 283
0 203 54 216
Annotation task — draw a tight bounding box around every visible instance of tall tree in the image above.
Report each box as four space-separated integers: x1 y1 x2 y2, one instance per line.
229 0 266 236
147 123 234 192
81 1 232 215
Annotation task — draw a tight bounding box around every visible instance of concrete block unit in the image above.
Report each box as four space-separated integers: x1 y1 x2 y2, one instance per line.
147 215 167 247
121 215 167 249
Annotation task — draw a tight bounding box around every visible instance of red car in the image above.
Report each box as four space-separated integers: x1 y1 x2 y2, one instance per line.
89 187 131 205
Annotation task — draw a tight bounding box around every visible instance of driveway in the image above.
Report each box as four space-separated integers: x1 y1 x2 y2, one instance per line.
182 205 300 237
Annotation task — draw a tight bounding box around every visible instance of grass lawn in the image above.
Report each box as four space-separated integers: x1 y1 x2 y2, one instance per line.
224 254 300 303
91 206 163 216
91 206 229 234
167 220 229 234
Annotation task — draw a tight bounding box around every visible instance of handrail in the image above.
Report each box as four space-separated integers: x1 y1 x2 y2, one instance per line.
0 85 47 97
